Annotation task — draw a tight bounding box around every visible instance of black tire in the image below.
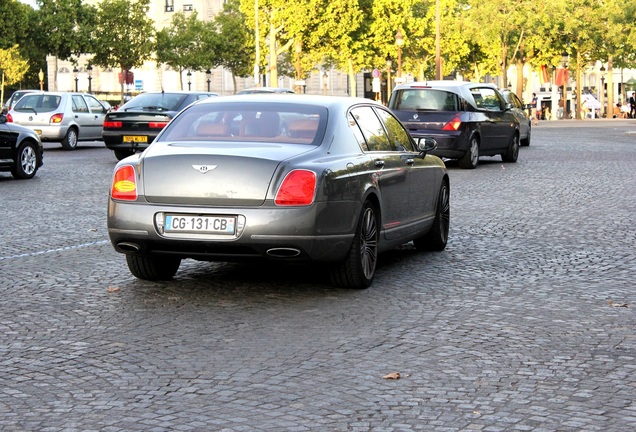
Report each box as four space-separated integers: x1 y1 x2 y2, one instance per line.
61 127 78 150
521 124 531 146
502 132 519 163
329 201 379 289
414 179 450 251
125 254 181 281
458 135 479 169
114 149 135 161
11 141 40 179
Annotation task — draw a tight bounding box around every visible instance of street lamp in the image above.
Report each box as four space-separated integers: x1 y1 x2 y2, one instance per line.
73 67 79 92
187 70 192 91
87 65 93 94
205 69 211 92
386 55 392 102
561 51 569 118
600 65 606 118
395 29 404 81
38 69 44 91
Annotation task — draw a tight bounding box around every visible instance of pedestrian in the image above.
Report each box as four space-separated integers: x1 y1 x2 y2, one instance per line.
630 92 636 118
621 101 630 118
558 97 565 119
530 93 538 125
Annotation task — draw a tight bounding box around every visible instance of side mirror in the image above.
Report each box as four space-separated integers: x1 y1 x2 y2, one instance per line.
417 137 437 154
0 114 7 124
504 102 513 111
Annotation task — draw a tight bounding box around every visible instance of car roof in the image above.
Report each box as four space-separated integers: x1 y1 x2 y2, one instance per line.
194 94 382 110
237 87 295 94
394 81 499 91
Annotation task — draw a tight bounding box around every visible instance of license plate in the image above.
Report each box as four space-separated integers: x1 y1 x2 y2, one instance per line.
123 135 147 143
165 215 235 234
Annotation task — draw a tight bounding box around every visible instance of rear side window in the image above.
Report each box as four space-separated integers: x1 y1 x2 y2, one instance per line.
14 94 61 112
349 106 391 152
393 89 459 111
471 87 503 111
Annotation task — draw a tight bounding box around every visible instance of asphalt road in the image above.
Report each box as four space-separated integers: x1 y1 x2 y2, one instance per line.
1 120 635 431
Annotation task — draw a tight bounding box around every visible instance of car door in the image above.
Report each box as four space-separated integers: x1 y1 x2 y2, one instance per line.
0 122 14 165
349 105 411 240
470 86 513 151
374 107 438 229
83 95 108 140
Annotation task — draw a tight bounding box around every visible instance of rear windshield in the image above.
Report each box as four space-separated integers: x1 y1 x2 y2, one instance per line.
392 89 459 111
14 94 61 112
120 93 189 112
159 102 328 145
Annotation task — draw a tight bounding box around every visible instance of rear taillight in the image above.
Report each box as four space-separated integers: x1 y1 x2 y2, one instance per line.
149 122 169 129
442 116 462 131
50 113 64 124
104 121 123 128
111 165 138 201
6 113 13 122
275 169 316 206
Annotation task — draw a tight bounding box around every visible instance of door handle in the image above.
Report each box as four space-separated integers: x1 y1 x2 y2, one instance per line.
405 158 414 165
374 160 385 167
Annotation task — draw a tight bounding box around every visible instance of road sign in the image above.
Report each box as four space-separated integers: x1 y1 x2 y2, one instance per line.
372 69 380 78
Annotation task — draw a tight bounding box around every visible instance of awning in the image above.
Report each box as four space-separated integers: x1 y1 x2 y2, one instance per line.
580 93 601 109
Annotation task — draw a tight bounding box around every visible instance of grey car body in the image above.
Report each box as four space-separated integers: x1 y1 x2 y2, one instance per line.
237 87 295 94
107 95 450 289
7 92 107 150
0 113 43 179
389 81 520 169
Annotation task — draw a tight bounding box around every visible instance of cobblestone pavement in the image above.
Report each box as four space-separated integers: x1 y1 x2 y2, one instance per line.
1 120 635 431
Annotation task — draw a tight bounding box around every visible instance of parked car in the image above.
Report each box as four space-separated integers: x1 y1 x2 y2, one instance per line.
389 81 520 169
501 89 531 146
2 89 39 112
6 92 107 150
107 95 450 289
102 91 218 160
0 112 43 179
237 87 295 95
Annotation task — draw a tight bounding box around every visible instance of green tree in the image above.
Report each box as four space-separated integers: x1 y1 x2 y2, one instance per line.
91 0 155 103
0 45 29 103
156 11 215 90
213 0 254 93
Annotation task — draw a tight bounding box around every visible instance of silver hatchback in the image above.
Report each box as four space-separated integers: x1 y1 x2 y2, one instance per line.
7 92 108 149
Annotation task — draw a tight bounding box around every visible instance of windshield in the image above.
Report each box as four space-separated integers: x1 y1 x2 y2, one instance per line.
121 93 188 111
159 102 328 145
393 89 459 111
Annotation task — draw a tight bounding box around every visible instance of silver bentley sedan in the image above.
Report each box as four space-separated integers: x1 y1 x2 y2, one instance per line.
107 95 450 289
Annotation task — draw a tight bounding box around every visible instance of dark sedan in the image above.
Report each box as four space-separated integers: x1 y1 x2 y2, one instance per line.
107 95 450 288
389 81 520 169
102 91 218 160
0 112 43 179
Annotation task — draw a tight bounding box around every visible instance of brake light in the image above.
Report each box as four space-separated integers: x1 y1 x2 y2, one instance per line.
275 169 316 206
6 113 13 122
149 122 169 129
50 113 64 124
111 165 138 200
442 116 462 131
104 121 123 128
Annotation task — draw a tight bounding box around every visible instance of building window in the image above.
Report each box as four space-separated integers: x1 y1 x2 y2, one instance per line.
165 0 174 12
183 4 193 11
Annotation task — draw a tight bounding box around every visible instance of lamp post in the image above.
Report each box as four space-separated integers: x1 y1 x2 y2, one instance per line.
322 72 328 95
205 69 211 92
395 29 404 82
187 71 192 91
599 65 606 118
386 56 392 103
561 51 569 118
73 67 79 92
38 69 44 91
87 65 93 94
